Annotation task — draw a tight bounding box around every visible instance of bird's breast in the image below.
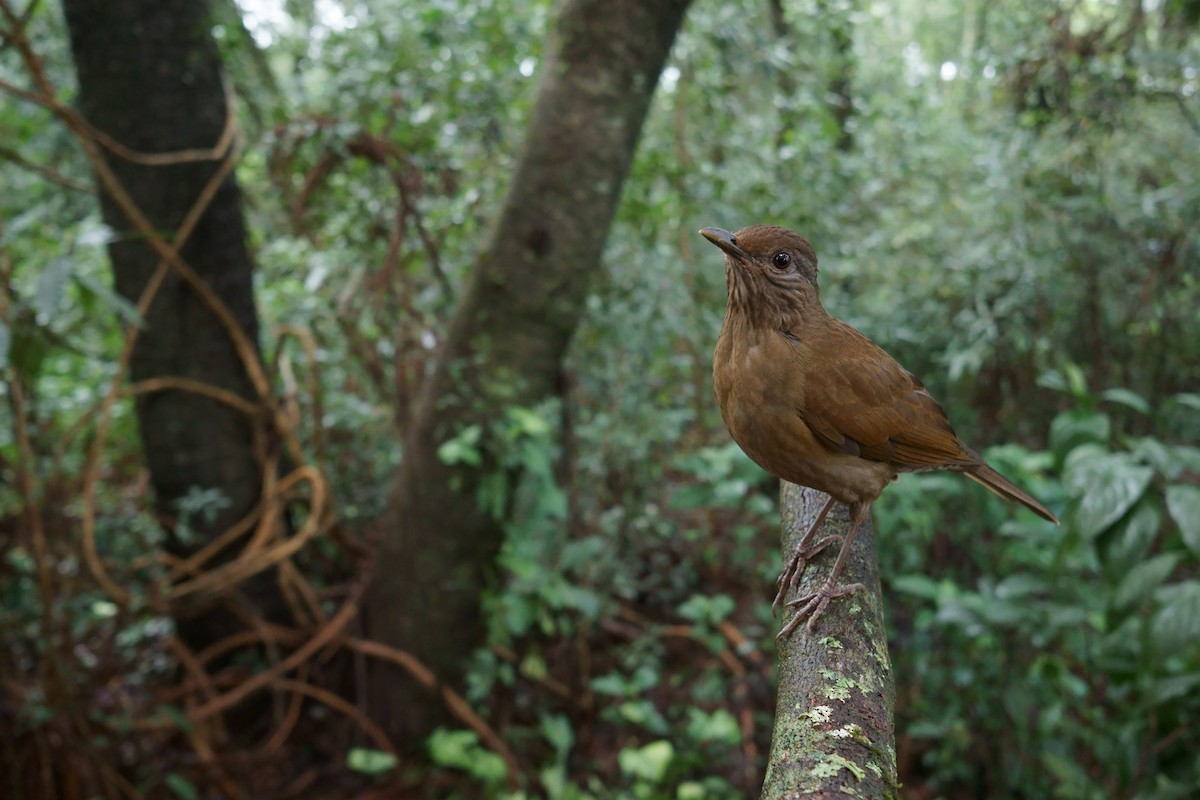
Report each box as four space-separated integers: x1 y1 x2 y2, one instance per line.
714 322 895 505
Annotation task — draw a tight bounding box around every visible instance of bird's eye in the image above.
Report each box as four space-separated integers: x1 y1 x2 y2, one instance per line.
771 251 791 269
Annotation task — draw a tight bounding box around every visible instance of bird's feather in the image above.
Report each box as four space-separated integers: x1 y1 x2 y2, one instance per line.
792 320 974 473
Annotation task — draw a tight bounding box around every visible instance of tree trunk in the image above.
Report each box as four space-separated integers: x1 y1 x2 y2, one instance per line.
819 0 856 153
364 0 692 743
63 0 276 654
761 483 899 799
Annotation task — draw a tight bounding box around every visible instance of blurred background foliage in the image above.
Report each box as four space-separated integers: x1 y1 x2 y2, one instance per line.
1 0 1199 797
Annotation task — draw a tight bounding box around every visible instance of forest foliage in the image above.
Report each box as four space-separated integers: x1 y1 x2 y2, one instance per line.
2 0 1199 797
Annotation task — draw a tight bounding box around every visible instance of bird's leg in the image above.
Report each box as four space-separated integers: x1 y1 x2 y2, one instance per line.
771 494 840 617
776 502 870 640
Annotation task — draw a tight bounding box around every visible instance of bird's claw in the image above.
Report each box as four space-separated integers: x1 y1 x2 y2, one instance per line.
770 534 839 617
775 580 867 641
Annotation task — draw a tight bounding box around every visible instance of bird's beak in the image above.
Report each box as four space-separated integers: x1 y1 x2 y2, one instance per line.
699 227 750 264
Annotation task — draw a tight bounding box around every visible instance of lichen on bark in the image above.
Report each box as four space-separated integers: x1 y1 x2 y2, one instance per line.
761 482 899 800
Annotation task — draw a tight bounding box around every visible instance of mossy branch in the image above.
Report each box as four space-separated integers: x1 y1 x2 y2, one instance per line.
761 483 899 799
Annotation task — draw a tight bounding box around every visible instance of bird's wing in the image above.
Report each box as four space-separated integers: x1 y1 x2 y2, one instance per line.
793 321 975 471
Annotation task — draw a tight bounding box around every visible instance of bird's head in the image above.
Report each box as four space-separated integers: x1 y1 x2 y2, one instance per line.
700 225 821 325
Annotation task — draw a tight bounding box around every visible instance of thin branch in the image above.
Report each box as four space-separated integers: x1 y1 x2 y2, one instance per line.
0 143 90 190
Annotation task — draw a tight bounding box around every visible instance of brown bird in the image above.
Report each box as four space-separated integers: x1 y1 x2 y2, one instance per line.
701 225 1058 639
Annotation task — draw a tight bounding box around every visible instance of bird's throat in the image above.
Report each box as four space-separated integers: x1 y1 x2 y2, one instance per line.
725 266 819 336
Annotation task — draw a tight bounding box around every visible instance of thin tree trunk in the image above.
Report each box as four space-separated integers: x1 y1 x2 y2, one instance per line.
63 0 277 654
365 0 692 742
761 482 899 799
820 0 856 153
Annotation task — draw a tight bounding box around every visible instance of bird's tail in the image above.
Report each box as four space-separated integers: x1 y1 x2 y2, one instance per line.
965 462 1059 524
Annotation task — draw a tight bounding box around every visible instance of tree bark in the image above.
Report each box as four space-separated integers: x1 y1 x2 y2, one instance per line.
63 0 276 653
365 0 692 742
761 483 899 799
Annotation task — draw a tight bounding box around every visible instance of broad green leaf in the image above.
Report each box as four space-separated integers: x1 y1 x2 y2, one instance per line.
1049 412 1110 460
1132 438 1200 480
890 574 941 600
589 673 629 696
507 405 551 437
1151 673 1200 704
618 740 674 782
1151 581 1200 657
1103 501 1162 567
428 729 507 783
1064 449 1153 539
346 747 398 775
685 708 741 745
540 712 574 754
1113 553 1180 611
1100 387 1150 414
1165 484 1200 559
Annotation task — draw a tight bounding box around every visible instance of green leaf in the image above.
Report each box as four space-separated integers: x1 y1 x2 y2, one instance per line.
437 424 483 467
589 673 629 696
1113 553 1180 611
618 740 674 782
1049 411 1110 460
1103 501 1162 566
1042 363 1090 398
346 747 398 775
158 705 194 735
615 700 669 735
1151 673 1200 704
1151 581 1200 657
73 271 144 327
507 405 551 437
35 257 73 323
1100 387 1150 414
677 593 735 624
1040 751 1099 793
428 729 507 784
993 573 1047 599
1165 484 1200 559
890 574 942 600
1064 449 1153 539
0 321 9 370
1132 438 1200 480
164 774 198 800
685 708 741 745
558 584 601 618
0 205 49 247
540 712 574 755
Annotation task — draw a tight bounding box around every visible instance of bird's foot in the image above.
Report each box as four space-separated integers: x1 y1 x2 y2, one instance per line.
770 535 839 617
775 579 866 641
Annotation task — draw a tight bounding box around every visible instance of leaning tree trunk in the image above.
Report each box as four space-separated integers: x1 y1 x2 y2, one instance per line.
762 483 899 799
364 0 692 742
63 0 277 655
